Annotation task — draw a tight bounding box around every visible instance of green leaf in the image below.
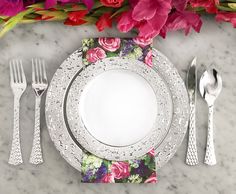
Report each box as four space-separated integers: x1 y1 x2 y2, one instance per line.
111 5 129 18
144 156 151 166
83 16 97 24
228 3 236 9
92 1 104 9
27 2 44 9
58 4 88 12
103 160 111 169
91 7 114 17
106 52 118 57
36 10 68 20
147 162 156 171
217 4 236 11
0 8 34 38
0 18 4 24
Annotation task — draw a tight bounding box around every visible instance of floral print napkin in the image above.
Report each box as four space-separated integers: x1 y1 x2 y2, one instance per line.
81 37 156 183
82 37 153 67
81 149 157 183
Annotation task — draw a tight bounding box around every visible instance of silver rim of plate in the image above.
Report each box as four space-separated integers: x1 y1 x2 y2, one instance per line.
66 57 173 161
45 48 190 171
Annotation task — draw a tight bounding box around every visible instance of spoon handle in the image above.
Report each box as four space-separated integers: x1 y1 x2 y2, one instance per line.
204 105 216 165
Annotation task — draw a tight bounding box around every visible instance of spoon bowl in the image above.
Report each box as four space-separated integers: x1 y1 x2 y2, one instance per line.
199 68 222 106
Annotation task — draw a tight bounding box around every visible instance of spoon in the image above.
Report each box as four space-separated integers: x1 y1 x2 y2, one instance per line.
199 68 222 165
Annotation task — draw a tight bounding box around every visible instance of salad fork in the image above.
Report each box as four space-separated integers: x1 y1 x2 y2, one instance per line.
29 59 48 165
9 60 27 165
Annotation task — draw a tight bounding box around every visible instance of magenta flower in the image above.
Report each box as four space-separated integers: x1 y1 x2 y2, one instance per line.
160 11 202 38
172 0 189 11
216 12 236 28
45 0 94 10
0 0 24 16
190 0 219 13
118 0 172 39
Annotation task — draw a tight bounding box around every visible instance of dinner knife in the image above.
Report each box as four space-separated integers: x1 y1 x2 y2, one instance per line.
186 57 199 166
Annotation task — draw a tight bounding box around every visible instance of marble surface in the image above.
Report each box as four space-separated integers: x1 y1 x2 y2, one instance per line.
0 16 236 194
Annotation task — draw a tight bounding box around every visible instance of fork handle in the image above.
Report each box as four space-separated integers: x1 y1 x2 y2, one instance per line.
29 96 43 165
204 105 216 165
186 100 199 165
9 97 23 165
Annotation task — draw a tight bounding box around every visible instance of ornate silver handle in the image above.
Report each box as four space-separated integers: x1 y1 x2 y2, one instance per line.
204 105 216 165
9 97 23 165
186 100 198 165
29 97 43 165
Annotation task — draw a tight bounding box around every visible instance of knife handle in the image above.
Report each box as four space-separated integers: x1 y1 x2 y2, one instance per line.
186 100 199 165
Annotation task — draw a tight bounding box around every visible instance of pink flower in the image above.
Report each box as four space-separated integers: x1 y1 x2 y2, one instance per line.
117 11 137 33
148 148 155 157
172 0 189 11
111 162 130 179
86 47 106 63
101 173 115 183
133 36 153 48
117 0 172 39
45 0 94 10
144 172 158 183
144 50 153 67
0 0 23 16
216 12 236 28
98 37 121 52
160 11 202 38
190 0 219 13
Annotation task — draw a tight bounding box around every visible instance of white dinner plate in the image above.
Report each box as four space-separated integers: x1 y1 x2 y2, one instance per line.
66 57 173 160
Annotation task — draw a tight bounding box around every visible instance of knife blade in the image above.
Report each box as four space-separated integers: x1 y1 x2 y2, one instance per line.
186 57 199 166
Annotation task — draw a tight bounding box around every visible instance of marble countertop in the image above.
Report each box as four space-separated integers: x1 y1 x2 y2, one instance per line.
0 16 236 194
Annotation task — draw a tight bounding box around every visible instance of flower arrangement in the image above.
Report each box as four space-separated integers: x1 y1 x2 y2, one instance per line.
0 0 236 38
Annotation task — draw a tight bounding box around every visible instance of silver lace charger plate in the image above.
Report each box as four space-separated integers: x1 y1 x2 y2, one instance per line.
66 57 173 161
45 48 189 171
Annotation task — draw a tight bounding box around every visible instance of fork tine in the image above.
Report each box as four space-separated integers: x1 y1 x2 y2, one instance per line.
39 59 43 83
16 60 22 83
42 60 47 82
35 59 39 84
32 59 36 84
20 60 26 84
9 61 14 83
12 60 19 83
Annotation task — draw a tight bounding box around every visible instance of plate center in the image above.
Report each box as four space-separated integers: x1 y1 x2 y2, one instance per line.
79 69 158 147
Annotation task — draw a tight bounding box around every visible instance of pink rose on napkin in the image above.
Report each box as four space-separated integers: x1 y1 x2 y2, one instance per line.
145 50 153 67
98 37 121 52
101 173 115 183
144 172 157 183
111 162 130 179
133 36 153 48
86 47 106 63
148 148 155 157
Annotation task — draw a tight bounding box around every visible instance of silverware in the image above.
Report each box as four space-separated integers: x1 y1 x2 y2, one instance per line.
199 68 222 165
29 59 48 165
9 60 27 165
186 57 199 166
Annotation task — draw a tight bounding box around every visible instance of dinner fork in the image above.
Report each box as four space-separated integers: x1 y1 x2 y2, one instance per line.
29 59 48 165
9 60 27 165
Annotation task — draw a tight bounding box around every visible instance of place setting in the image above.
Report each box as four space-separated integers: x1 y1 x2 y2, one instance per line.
6 36 223 184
